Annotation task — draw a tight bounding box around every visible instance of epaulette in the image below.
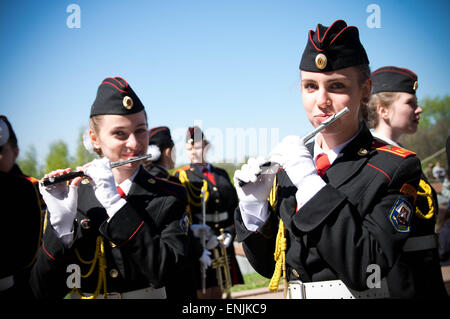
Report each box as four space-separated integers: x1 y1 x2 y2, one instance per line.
175 165 190 173
374 145 416 158
25 176 40 184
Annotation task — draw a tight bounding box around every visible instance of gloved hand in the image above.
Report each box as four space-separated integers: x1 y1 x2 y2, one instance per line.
190 224 212 239
205 235 219 250
83 157 125 217
217 232 232 248
269 136 320 189
199 249 212 270
233 156 278 203
269 136 326 208
39 168 81 238
234 156 278 230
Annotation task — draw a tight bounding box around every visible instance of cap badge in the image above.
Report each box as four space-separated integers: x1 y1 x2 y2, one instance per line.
413 81 418 92
315 53 327 70
122 96 134 109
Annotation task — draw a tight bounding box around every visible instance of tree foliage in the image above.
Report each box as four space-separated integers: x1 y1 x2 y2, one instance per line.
45 140 71 173
399 95 450 167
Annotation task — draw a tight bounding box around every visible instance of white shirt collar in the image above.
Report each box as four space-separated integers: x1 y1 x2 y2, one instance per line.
117 167 140 196
370 131 400 147
312 129 360 165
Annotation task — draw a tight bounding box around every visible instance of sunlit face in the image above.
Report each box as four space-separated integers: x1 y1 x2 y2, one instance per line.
185 141 207 164
383 92 422 135
0 142 18 173
300 66 371 139
90 111 149 171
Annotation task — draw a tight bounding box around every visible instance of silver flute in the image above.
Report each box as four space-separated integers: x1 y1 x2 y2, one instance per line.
41 153 154 186
237 107 349 186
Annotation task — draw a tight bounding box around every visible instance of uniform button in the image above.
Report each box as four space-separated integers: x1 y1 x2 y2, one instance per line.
357 148 368 156
80 219 90 230
109 241 117 248
291 269 300 278
109 268 119 278
190 168 195 171
212 187 218 192
215 199 220 204
147 178 156 184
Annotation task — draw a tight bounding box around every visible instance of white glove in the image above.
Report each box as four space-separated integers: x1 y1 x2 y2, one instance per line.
83 158 125 218
217 232 232 248
233 156 278 203
39 169 78 241
205 235 219 250
190 224 212 239
199 249 212 270
269 136 326 208
234 156 278 231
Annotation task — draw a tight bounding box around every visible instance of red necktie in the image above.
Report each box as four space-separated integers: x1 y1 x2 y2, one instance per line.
202 167 216 185
116 186 127 199
316 153 331 177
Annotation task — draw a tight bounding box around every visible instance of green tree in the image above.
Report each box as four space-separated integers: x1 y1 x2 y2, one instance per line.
45 140 71 173
17 145 43 178
400 95 449 167
71 126 96 168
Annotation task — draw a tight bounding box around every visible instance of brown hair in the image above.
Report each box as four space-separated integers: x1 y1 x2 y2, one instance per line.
364 92 400 128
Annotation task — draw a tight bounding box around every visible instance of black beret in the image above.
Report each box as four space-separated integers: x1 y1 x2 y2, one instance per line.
371 66 418 94
90 77 145 118
149 126 174 149
300 19 369 72
186 126 206 145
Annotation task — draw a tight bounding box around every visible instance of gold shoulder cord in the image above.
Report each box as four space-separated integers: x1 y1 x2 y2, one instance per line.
268 176 287 297
415 179 435 219
71 236 108 299
176 169 209 224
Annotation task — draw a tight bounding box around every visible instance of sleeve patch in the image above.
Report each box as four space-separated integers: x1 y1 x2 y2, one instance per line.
389 198 413 233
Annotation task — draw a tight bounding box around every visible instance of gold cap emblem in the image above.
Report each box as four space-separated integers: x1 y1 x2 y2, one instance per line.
315 53 327 70
122 96 134 109
413 81 418 92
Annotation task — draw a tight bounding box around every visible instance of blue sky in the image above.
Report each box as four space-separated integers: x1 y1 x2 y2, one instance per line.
0 0 449 167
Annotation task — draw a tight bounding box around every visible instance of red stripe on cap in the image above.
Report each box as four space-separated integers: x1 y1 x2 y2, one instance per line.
101 81 128 93
114 77 129 88
371 67 417 80
149 127 169 138
329 25 357 47
317 19 345 43
110 77 126 88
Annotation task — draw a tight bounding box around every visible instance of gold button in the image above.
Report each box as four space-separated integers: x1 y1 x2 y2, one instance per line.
81 178 90 184
148 178 156 184
212 187 218 192
215 199 220 204
122 96 134 109
413 81 418 91
109 241 117 248
80 219 90 230
190 167 195 171
292 269 300 278
109 269 119 278
315 53 327 70
357 148 368 156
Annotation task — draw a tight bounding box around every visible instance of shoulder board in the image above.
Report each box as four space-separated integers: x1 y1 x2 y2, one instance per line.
375 145 416 158
175 165 190 173
25 176 40 184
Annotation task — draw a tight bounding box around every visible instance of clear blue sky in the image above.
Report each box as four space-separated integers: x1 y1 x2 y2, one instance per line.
1 0 449 167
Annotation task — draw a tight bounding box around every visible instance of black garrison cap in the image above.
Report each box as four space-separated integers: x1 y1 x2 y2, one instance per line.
90 77 145 117
149 126 174 150
300 19 369 72
371 66 418 94
186 126 206 145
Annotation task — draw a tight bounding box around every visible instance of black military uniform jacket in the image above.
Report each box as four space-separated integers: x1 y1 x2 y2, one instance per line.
235 123 437 298
30 166 189 299
0 171 41 298
174 164 244 287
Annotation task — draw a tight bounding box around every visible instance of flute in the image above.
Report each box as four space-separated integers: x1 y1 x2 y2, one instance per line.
237 107 349 186
40 153 154 186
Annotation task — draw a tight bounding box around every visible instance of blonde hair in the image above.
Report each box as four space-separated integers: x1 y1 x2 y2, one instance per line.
364 92 400 128
89 115 104 157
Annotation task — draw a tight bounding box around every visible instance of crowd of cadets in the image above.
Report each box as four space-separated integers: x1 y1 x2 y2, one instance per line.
0 18 448 299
